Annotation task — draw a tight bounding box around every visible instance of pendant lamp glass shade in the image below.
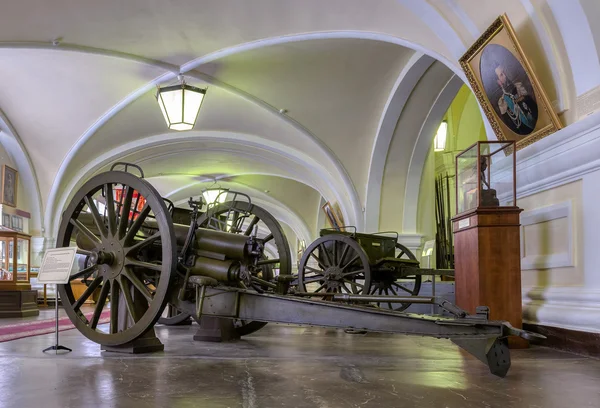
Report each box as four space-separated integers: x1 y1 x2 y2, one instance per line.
156 83 206 131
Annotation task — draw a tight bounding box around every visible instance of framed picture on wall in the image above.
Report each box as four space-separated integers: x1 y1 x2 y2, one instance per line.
11 215 23 231
459 14 562 151
1 165 18 207
322 201 343 231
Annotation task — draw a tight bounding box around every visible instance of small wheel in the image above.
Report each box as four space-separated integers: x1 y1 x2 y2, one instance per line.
370 243 421 312
197 200 291 336
297 234 371 295
158 304 192 325
57 171 177 346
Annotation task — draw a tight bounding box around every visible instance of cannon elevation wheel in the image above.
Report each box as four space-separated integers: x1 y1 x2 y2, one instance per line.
57 171 177 346
369 243 421 312
197 200 292 336
297 234 372 295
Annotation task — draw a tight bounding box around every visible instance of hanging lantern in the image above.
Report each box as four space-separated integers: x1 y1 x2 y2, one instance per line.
156 76 206 131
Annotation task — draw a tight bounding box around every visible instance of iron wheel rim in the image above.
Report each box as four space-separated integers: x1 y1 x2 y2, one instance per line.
57 171 176 346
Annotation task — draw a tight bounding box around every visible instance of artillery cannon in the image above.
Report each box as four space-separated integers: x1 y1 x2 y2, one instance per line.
57 167 542 377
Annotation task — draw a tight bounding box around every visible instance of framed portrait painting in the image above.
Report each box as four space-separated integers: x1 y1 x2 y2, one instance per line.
459 14 561 151
1 165 18 207
322 201 343 231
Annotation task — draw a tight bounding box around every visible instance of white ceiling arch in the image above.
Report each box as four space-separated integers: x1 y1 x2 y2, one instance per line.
364 53 435 232
0 111 43 232
49 131 354 238
36 29 474 241
167 180 313 246
0 0 598 244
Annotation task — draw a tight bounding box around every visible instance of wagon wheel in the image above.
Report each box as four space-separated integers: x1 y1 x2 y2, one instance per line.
197 200 291 336
370 243 421 312
57 171 177 346
158 304 191 325
297 234 371 296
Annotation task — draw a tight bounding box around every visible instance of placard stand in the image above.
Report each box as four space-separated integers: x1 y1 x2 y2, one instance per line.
42 285 72 354
37 247 78 355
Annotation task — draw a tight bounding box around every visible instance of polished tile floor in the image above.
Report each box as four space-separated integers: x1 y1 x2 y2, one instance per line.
0 313 599 408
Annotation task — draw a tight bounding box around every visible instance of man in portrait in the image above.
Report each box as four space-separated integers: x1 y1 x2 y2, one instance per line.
494 63 538 135
5 172 14 205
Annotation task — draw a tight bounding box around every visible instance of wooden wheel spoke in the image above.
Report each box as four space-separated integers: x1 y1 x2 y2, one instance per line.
302 276 324 284
319 243 334 267
397 251 405 258
110 280 120 334
337 244 350 268
69 265 97 281
124 269 153 302
70 218 102 246
304 266 324 275
244 216 260 236
262 233 274 243
332 241 337 266
314 282 327 292
309 252 328 270
343 279 363 288
393 282 414 295
126 232 161 255
389 286 399 296
341 282 353 294
342 269 364 277
125 258 163 272
84 196 108 238
124 204 151 244
119 277 141 323
90 282 110 329
340 254 360 271
105 184 117 236
72 276 103 311
117 186 134 239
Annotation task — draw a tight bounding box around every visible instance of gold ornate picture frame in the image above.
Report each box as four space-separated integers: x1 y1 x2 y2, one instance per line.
459 14 561 151
322 201 343 231
1 165 18 208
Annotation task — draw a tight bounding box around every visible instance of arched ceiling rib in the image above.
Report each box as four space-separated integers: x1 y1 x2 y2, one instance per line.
0 0 596 241
163 178 315 245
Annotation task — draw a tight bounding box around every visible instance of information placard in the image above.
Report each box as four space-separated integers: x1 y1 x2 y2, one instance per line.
37 247 78 284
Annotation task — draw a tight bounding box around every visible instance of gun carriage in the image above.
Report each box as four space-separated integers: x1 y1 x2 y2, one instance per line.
57 165 542 378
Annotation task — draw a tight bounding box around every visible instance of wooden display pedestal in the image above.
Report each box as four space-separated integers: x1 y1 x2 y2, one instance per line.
0 289 39 317
452 207 527 349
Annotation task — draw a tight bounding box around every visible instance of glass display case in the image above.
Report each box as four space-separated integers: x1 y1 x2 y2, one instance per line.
455 141 516 215
0 228 31 290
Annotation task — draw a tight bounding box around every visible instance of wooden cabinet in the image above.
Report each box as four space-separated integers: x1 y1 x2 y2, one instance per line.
452 209 524 339
452 141 525 347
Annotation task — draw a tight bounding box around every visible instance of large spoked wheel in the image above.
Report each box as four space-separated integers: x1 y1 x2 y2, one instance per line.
158 304 192 325
57 171 177 346
198 200 291 336
297 235 371 296
198 200 292 280
369 243 421 312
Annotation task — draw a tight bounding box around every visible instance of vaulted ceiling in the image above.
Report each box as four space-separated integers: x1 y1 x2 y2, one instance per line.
0 0 598 248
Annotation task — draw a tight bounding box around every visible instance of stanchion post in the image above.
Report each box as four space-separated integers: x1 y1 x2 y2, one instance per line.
42 284 72 354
